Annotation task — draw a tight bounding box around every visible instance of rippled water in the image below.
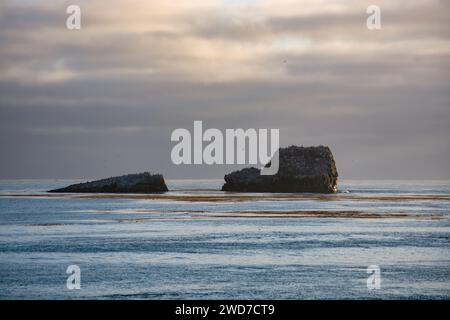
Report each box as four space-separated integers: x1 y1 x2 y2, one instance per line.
0 179 449 299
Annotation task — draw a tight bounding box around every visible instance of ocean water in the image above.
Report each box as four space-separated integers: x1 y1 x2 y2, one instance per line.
0 179 449 300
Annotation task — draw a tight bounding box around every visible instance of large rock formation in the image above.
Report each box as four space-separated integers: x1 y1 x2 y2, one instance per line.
221 146 338 193
49 172 168 193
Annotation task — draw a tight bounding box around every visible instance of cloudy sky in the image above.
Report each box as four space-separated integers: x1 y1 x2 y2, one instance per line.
0 0 449 179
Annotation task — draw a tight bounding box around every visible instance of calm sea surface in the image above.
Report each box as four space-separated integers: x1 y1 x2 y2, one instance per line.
0 179 449 299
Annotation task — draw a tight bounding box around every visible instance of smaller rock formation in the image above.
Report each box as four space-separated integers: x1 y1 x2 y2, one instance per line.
49 172 168 193
221 145 338 193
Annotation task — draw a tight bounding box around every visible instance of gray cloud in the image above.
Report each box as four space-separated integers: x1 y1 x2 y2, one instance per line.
0 0 449 179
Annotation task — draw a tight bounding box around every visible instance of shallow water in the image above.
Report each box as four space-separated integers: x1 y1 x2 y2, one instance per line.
0 179 449 299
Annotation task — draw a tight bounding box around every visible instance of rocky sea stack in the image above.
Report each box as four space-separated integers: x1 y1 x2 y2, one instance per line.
221 145 338 193
49 172 168 193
